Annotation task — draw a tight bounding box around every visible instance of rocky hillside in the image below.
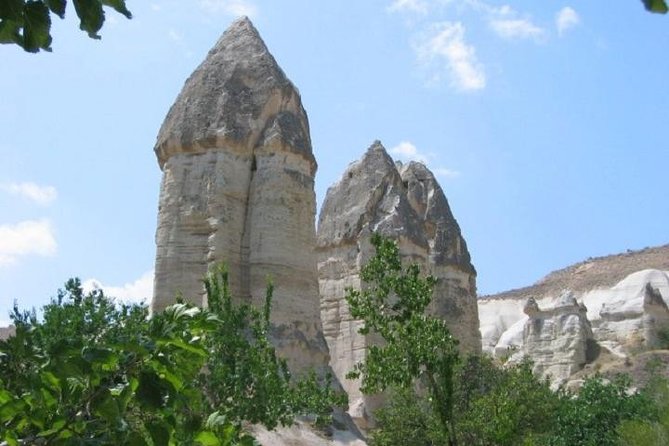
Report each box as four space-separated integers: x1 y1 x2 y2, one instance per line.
479 244 669 386
483 244 669 301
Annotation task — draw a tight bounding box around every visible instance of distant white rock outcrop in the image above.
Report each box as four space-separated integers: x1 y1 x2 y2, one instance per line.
480 254 669 384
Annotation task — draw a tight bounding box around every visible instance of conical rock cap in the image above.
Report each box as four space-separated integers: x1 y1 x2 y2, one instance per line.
154 17 314 170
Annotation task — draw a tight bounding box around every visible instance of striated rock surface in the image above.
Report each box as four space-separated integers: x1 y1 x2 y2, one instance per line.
517 293 595 384
151 17 327 374
317 142 480 427
480 244 669 383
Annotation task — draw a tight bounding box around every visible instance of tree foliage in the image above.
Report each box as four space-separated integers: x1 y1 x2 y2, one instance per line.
0 0 131 52
346 234 460 445
352 234 665 446
643 0 669 14
0 267 344 445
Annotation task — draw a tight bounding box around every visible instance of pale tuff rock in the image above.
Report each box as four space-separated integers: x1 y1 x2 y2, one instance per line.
583 269 669 354
515 292 595 384
151 17 327 374
0 325 15 340
479 267 669 384
317 142 480 427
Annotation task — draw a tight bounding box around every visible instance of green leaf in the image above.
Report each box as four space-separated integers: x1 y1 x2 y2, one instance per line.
136 371 163 409
72 0 104 39
147 420 171 445
643 0 669 13
158 338 207 357
23 0 52 52
41 370 61 389
0 0 24 21
149 359 185 391
101 0 132 19
37 418 67 437
0 20 21 44
45 0 66 18
127 431 149 446
0 398 27 422
205 411 228 429
91 389 120 423
82 346 118 369
195 430 221 446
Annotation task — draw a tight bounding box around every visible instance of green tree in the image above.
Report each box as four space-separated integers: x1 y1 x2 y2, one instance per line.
455 358 558 446
0 268 344 445
0 282 247 445
345 234 460 445
369 355 559 446
547 375 656 446
0 0 131 53
201 265 346 430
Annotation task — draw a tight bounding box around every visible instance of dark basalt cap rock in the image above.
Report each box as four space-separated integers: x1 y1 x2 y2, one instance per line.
154 17 314 171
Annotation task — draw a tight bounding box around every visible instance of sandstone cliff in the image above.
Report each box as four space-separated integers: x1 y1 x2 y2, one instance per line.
151 17 328 373
480 245 669 384
317 142 480 427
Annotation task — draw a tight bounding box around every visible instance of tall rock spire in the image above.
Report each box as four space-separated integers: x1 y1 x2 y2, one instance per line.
151 17 327 373
154 17 314 171
317 141 480 428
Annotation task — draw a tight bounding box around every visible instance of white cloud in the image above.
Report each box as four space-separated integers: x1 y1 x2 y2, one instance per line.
490 18 544 40
556 7 580 36
83 270 154 305
414 22 486 91
151 4 161 11
0 220 57 266
390 141 430 163
199 0 258 17
390 141 461 179
484 3 545 41
1 182 57 205
388 0 429 15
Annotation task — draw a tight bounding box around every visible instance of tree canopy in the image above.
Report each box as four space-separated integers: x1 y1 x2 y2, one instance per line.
643 0 669 13
0 268 345 445
0 0 131 52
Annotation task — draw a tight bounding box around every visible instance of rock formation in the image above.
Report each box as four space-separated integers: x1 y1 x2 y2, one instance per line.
480 244 669 384
151 17 328 373
317 142 480 427
0 325 15 341
518 292 595 383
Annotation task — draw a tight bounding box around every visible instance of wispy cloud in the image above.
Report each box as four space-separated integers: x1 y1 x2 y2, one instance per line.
414 21 486 91
388 0 429 15
1 182 57 206
0 220 57 266
489 18 544 40
390 141 461 179
83 270 154 305
485 3 545 41
199 0 258 17
390 141 430 163
556 7 580 36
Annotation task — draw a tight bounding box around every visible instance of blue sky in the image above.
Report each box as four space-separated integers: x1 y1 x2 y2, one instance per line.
1 0 667 324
